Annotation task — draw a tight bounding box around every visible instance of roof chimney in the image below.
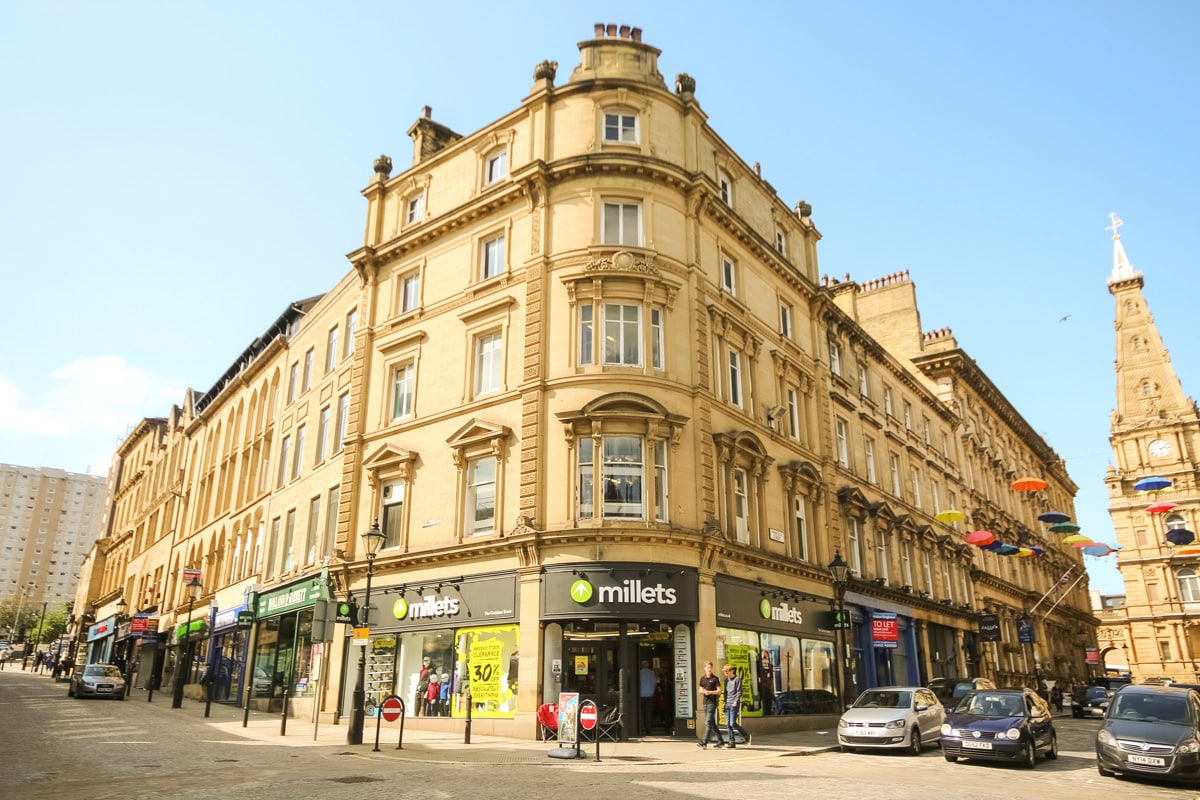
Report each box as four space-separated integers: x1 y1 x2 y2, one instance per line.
422 105 432 119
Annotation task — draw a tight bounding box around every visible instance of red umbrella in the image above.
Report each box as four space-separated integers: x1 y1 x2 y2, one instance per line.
1147 501 1180 514
1011 477 1048 492
965 530 995 546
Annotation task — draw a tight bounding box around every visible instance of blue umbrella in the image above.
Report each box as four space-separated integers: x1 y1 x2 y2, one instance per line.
995 544 1021 556
1135 476 1172 492
1038 511 1070 524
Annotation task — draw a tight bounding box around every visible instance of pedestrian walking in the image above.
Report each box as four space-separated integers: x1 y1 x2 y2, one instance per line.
0 648 9 670
639 660 656 735
1050 684 1063 712
696 660 725 749
722 664 750 748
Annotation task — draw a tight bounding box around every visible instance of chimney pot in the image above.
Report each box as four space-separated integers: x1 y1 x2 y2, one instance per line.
631 27 642 42
594 23 604 37
423 105 432 119
754 162 761 177
607 23 617 37
619 24 630 38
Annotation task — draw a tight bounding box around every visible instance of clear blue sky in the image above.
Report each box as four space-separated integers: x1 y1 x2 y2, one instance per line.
4 2 1198 595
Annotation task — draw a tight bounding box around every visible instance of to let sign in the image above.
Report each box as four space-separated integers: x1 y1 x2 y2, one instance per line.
871 611 898 649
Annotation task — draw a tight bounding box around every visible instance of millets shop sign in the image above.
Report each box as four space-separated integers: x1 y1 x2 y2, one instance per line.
542 564 699 619
715 577 829 637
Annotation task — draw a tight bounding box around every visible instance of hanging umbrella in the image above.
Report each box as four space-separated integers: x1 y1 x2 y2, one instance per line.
1147 501 1180 514
1026 546 1045 557
965 530 995 546
1014 547 1035 557
1011 477 1048 492
1062 533 1091 544
1135 476 1172 492
1049 522 1081 534
1174 547 1200 557
935 509 966 524
1037 511 1071 524
995 543 1021 556
1081 544 1112 557
1167 529 1197 546
1072 541 1098 548
981 541 1006 552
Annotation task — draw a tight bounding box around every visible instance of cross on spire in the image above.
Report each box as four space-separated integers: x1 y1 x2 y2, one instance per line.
1106 212 1124 238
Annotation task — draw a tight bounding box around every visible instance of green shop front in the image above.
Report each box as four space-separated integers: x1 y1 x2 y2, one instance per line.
252 575 328 714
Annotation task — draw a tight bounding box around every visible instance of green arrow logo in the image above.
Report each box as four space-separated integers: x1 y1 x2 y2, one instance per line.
759 599 772 619
392 597 409 620
570 579 594 604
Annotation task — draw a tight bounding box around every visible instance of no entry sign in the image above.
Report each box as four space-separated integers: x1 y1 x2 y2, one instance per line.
380 696 403 722
579 700 598 731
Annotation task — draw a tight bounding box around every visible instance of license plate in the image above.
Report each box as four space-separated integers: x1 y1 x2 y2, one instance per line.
858 728 882 736
1127 754 1166 767
960 740 993 750
97 687 112 693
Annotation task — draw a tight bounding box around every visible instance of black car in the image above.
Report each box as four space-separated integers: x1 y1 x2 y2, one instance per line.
1073 685 1111 718
1096 684 1200 784
929 677 997 704
941 688 1057 768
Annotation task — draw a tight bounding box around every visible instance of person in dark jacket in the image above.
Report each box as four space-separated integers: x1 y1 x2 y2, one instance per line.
722 664 750 747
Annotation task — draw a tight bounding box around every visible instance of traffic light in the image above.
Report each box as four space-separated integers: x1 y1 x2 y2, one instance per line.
311 597 334 643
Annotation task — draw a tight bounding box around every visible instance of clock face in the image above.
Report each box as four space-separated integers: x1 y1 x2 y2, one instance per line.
1149 439 1171 457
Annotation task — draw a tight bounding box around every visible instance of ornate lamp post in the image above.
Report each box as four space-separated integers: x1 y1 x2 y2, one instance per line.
347 521 387 745
171 577 202 709
828 551 851 707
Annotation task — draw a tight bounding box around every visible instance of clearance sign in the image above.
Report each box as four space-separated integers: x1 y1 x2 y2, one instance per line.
871 611 899 649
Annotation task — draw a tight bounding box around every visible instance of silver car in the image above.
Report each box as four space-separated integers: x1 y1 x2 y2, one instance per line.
839 686 945 754
68 663 127 699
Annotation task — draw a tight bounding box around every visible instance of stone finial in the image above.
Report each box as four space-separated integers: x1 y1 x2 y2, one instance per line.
373 154 393 179
796 200 812 219
533 59 558 82
675 72 696 99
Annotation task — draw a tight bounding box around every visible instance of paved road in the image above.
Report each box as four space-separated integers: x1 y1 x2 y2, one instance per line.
1 670 1194 800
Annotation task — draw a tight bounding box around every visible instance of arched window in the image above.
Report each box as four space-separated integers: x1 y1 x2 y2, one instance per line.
1178 568 1200 604
1166 513 1188 531
1142 382 1153 397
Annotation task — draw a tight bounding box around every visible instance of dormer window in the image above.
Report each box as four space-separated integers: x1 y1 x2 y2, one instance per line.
485 149 507 184
406 193 424 224
717 170 732 205
603 111 638 144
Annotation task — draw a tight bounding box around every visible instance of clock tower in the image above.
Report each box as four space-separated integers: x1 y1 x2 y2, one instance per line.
1104 214 1200 682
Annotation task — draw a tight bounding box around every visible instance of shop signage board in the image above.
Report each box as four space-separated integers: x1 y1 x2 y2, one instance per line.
871 611 898 649
542 564 698 619
556 692 580 747
978 614 1001 642
1016 617 1036 644
673 625 694 718
255 578 324 618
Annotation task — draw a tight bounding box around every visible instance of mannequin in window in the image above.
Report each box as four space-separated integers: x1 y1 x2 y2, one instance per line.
759 650 775 716
439 671 451 716
424 671 441 716
414 656 432 716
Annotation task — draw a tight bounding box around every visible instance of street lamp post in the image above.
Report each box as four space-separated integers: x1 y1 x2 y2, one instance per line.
347 521 387 745
171 577 203 709
828 551 850 708
10 582 34 646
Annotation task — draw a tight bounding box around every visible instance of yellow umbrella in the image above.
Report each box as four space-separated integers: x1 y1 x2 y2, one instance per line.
1015 547 1035 557
935 509 965 524
1062 533 1092 544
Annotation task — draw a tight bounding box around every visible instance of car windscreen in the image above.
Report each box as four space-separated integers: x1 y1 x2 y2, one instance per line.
1085 687 1108 699
1110 694 1190 725
852 690 911 709
957 693 1024 716
84 665 122 678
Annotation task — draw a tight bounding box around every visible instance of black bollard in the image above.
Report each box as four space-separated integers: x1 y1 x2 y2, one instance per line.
464 691 472 744
280 688 289 736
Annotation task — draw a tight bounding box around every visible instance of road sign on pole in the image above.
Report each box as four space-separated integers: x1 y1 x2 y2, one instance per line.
381 696 403 722
579 700 598 731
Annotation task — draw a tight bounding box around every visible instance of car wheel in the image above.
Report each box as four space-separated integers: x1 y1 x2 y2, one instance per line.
1044 733 1057 760
67 685 74 698
1097 763 1114 778
908 729 921 756
944 753 957 763
1021 740 1036 769
840 745 855 754
118 693 126 701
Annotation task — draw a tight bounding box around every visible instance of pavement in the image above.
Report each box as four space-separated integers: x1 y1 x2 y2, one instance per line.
30 667 840 764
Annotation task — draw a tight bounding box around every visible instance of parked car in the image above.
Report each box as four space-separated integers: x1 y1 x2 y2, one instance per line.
929 676 996 704
839 686 945 754
941 688 1057 767
68 663 126 700
1096 684 1200 784
1073 685 1111 718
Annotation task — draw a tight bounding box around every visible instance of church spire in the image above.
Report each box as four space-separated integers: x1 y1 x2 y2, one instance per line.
1108 215 1194 429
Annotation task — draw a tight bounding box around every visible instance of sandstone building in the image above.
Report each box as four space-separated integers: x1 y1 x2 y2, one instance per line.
78 26 1096 738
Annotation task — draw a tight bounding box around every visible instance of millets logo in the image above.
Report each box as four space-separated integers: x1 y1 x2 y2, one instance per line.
759 598 803 625
570 578 677 605
393 595 460 620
